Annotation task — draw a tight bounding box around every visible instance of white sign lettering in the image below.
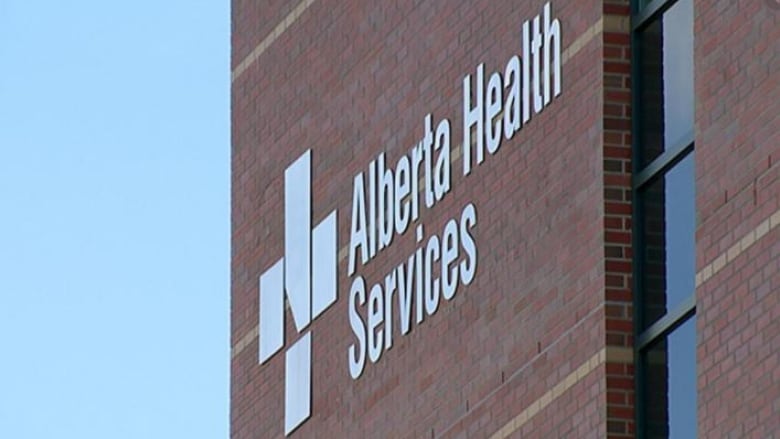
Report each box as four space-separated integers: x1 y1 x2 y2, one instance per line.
256 3 563 435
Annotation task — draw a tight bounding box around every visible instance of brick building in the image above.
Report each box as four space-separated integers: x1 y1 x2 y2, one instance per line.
230 0 779 437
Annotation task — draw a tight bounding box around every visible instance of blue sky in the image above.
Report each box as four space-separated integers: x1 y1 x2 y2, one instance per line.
0 1 229 438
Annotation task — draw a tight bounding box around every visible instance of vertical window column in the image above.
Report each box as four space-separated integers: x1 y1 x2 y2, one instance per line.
631 0 697 437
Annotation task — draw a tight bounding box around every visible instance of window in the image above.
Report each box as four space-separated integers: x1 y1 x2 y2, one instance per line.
632 0 697 437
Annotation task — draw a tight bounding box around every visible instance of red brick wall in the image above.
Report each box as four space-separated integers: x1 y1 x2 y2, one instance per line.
602 1 635 437
231 1 633 437
695 0 780 437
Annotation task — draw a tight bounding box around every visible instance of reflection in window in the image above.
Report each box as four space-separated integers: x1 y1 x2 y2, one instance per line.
640 153 695 329
642 317 697 438
637 0 694 166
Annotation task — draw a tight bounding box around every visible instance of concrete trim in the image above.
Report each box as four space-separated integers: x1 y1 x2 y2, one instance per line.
231 0 316 83
489 348 606 439
231 325 258 359
695 208 780 287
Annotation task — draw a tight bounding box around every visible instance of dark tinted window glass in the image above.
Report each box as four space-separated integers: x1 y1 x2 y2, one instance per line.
640 153 695 328
643 316 697 438
637 0 694 166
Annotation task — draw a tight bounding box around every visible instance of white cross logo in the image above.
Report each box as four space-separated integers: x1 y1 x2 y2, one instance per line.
257 149 338 435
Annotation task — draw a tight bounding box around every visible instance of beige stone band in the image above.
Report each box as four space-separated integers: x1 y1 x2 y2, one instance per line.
696 208 780 287
231 0 316 83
